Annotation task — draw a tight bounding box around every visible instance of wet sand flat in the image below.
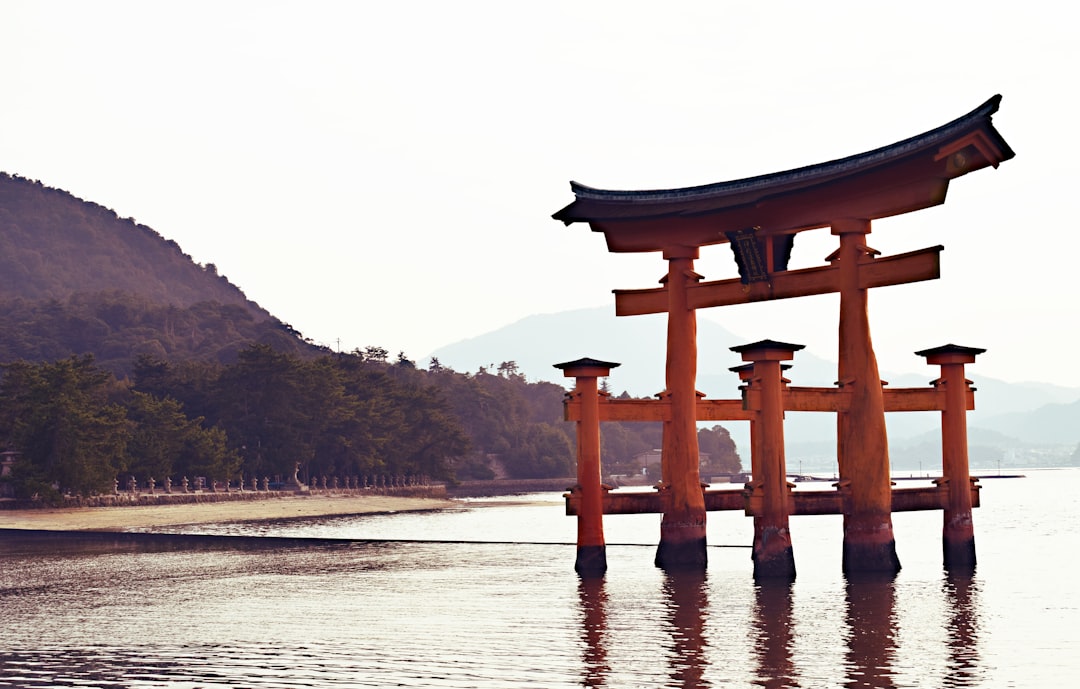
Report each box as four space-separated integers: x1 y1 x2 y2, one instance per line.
0 494 458 532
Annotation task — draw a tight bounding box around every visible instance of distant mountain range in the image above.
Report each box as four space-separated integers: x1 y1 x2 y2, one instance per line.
428 307 1080 469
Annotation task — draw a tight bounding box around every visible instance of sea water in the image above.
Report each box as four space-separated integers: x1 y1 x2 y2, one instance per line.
1 469 1077 688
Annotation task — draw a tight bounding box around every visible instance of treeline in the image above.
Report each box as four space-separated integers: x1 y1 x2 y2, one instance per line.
0 172 742 501
0 346 742 502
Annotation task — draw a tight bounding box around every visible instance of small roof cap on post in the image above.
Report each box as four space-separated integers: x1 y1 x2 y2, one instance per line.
915 344 986 365
553 357 621 378
730 339 805 362
729 362 794 372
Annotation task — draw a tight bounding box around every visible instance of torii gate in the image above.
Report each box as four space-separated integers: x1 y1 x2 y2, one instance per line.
552 96 1013 575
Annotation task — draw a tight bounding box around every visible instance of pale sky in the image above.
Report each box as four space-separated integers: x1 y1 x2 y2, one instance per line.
3 2 1077 386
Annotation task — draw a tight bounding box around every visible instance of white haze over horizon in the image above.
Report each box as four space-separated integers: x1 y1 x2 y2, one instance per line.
3 2 1077 386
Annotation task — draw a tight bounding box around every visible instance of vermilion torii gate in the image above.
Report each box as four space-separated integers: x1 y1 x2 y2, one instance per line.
552 96 1014 576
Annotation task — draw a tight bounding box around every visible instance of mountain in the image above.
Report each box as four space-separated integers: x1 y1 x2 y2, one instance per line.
0 173 320 374
426 306 838 400
0 173 264 312
427 306 1080 467
976 398 1080 445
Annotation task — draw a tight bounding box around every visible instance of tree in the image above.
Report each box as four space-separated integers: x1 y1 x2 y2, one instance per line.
124 390 238 484
502 423 574 479
600 421 661 475
497 361 521 379
362 346 389 363
384 382 470 479
212 344 314 479
697 424 742 474
301 355 377 479
0 356 129 500
131 355 223 433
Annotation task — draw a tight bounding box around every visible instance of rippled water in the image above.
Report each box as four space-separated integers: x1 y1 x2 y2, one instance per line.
1 469 1078 688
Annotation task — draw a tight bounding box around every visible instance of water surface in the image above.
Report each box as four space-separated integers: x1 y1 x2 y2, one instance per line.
1 469 1077 687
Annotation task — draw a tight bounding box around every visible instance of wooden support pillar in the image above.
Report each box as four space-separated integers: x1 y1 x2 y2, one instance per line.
555 357 620 576
730 361 792 489
732 362 781 577
917 344 984 569
655 246 708 569
730 364 761 486
733 340 802 580
833 219 900 574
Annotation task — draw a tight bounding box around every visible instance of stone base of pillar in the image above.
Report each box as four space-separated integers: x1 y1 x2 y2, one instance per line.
654 537 707 570
943 514 976 569
753 548 796 580
575 545 607 576
753 528 796 580
842 538 901 574
943 535 976 570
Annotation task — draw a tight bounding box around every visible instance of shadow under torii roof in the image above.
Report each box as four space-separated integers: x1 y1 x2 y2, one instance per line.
552 95 1014 254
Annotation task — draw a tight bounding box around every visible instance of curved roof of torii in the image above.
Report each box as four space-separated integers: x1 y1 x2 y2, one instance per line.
552 95 1014 253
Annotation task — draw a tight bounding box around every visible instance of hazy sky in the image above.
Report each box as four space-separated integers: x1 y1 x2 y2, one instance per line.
3 2 1077 386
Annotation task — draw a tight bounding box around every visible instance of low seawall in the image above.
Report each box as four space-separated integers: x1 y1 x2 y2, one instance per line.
446 478 575 497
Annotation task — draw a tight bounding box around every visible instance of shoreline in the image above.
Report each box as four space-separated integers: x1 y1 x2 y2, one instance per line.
0 493 460 532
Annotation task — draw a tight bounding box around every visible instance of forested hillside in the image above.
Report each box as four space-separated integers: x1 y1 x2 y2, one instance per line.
0 172 741 500
0 173 261 310
0 173 322 375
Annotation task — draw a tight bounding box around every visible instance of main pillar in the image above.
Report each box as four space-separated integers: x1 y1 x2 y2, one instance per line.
917 344 984 569
655 246 708 569
833 219 900 574
555 357 620 576
733 340 801 580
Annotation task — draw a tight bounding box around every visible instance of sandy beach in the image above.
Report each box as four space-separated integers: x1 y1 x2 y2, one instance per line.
0 494 459 532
